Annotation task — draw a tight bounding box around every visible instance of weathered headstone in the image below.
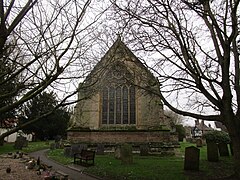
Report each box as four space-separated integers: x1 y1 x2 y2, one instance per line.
218 143 229 156
96 144 105 155
70 144 79 157
79 144 87 152
64 146 71 157
14 136 28 150
70 144 87 157
184 146 200 171
207 142 219 162
140 144 149 156
114 146 121 159
120 143 133 165
196 139 203 147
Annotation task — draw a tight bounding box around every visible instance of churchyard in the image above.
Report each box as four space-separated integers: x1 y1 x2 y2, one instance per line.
47 142 234 180
0 141 234 179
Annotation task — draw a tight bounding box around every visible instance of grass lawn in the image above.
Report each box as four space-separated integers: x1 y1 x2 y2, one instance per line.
0 141 234 179
47 142 234 180
0 141 51 154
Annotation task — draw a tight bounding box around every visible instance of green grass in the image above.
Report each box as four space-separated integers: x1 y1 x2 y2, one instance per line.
0 141 51 154
47 149 73 165
46 142 234 179
86 155 186 180
0 141 234 179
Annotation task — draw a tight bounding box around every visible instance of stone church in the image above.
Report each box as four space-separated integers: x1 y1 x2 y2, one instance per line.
67 37 177 146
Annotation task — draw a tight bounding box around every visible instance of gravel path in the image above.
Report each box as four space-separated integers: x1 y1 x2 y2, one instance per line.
0 154 42 180
0 150 100 180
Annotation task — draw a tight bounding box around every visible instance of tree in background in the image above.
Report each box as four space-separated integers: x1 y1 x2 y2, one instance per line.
0 0 106 142
0 47 20 121
19 91 70 140
165 110 185 141
165 110 183 125
111 0 240 177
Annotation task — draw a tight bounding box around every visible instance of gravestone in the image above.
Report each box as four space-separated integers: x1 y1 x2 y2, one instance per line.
207 142 219 162
70 144 87 157
120 143 133 165
196 139 203 147
50 143 55 150
64 146 71 157
184 146 200 171
114 146 121 159
54 135 62 149
96 144 105 155
70 144 79 157
140 144 149 156
14 136 28 150
79 144 87 152
218 143 229 156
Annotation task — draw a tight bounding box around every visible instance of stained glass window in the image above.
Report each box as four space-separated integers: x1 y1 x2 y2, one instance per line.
109 86 115 124
102 87 108 124
122 86 128 124
130 86 136 124
101 85 135 125
116 86 122 124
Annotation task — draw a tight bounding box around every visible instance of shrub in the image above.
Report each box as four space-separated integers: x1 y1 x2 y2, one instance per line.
203 130 230 144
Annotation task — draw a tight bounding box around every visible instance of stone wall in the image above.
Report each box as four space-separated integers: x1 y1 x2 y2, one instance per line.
67 130 178 145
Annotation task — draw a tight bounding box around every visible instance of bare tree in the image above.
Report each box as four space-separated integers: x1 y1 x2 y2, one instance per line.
111 0 240 177
0 0 106 143
165 109 183 125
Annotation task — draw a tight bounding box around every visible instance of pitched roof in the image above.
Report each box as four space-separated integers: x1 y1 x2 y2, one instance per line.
82 37 157 87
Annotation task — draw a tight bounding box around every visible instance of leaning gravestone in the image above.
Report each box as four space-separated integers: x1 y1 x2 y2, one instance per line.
120 143 133 165
184 146 200 171
207 142 219 162
218 143 229 157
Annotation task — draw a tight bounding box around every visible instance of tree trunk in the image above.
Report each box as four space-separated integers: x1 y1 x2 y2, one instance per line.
230 135 240 178
227 117 240 179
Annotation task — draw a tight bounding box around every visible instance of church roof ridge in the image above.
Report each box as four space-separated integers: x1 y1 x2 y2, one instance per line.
82 36 157 86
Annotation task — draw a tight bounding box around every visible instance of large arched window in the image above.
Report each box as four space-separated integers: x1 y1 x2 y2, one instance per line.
101 85 136 125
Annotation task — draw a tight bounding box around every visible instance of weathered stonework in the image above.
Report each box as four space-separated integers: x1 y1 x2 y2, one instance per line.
67 130 178 144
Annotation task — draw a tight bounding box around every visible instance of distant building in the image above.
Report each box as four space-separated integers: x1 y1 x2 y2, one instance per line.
191 119 213 138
